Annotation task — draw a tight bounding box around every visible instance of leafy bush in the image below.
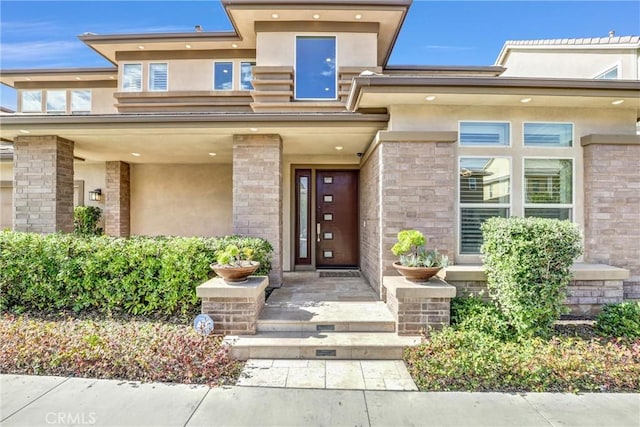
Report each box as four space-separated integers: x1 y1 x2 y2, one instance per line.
73 206 103 236
0 231 273 317
595 301 640 339
404 328 640 392
481 217 582 338
450 295 515 341
0 314 242 385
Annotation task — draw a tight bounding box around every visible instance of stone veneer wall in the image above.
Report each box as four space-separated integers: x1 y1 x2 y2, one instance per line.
105 161 131 237
582 136 640 300
232 134 283 286
13 135 74 233
359 146 382 296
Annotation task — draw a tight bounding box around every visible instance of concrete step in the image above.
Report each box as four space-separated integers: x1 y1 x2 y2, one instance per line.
257 301 396 333
227 332 421 361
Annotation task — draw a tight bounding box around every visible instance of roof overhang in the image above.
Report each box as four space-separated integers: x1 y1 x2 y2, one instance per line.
347 76 640 119
0 68 118 88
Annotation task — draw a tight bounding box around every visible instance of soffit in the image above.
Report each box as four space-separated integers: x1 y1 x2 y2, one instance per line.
0 69 117 87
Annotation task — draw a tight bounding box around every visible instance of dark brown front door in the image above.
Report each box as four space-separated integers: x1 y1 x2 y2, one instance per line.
316 170 359 267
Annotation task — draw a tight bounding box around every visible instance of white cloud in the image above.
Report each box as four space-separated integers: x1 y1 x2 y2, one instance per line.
1 40 85 65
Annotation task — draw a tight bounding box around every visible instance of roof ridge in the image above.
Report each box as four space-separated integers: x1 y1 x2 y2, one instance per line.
504 35 640 46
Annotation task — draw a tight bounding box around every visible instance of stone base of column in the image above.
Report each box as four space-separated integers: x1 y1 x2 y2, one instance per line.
383 276 456 336
196 276 269 335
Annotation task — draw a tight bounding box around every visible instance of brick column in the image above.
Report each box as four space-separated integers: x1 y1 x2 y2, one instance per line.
105 161 130 237
582 135 640 300
13 135 74 233
361 131 457 296
232 134 283 286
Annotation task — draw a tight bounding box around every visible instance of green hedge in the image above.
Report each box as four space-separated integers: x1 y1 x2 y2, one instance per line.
0 232 272 317
595 301 640 339
481 217 582 338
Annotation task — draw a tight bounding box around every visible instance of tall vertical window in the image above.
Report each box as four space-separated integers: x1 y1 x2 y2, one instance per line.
213 62 233 90
459 157 511 254
295 36 336 100
46 90 66 113
524 159 573 220
240 61 255 90
123 63 142 92
524 123 573 147
460 122 510 146
71 90 91 113
295 169 312 265
149 63 168 91
21 90 42 112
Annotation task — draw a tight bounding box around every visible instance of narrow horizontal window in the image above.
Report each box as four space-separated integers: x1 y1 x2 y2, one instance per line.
21 90 42 112
149 63 168 91
595 66 619 80
46 90 66 113
123 64 142 92
214 62 233 90
71 90 91 113
240 61 255 90
524 123 573 147
460 122 510 146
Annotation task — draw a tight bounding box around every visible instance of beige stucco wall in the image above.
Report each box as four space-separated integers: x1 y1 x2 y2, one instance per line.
0 161 12 230
500 49 639 79
256 32 377 67
130 163 232 237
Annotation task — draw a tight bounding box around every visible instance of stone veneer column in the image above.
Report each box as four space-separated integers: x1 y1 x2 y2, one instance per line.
105 161 131 237
13 135 74 233
360 131 457 297
582 135 640 300
232 134 283 286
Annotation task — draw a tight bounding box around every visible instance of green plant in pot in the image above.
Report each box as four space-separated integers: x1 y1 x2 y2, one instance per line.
211 244 260 284
391 229 448 283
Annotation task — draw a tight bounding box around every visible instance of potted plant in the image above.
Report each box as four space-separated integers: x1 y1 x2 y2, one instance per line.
211 244 260 284
391 229 449 283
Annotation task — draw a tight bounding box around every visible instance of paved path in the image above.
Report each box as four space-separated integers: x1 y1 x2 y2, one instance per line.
2 374 639 427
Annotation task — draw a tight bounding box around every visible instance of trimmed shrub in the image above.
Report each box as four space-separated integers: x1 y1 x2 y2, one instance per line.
481 217 582 338
73 206 103 236
595 301 640 339
0 231 273 317
450 295 515 341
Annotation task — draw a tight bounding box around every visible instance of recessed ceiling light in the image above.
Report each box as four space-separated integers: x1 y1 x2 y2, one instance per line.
611 99 625 105
185 44 192 49
75 77 82 80
208 152 217 156
355 14 363 20
138 45 145 50
131 152 141 157
335 146 343 151
19 129 30 134
24 77 31 81
249 127 259 132
425 95 436 101
313 14 320 19
271 13 279 19
231 43 238 48
520 97 532 103
109 76 115 79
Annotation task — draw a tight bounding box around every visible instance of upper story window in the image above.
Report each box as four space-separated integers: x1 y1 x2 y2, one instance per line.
595 66 619 80
149 63 168 91
295 36 336 100
214 62 233 90
240 61 255 90
123 63 142 92
21 90 42 113
524 123 573 147
46 90 66 114
71 90 91 114
459 122 510 146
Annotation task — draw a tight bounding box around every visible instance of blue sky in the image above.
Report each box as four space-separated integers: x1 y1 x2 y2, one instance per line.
1 0 639 109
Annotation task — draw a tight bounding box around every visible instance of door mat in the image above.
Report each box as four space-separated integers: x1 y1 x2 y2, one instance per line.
319 271 361 278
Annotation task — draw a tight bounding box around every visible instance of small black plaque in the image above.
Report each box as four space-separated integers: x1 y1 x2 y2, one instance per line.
316 349 337 357
316 324 336 332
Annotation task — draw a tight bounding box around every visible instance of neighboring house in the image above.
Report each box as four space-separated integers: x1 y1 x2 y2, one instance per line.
0 0 638 302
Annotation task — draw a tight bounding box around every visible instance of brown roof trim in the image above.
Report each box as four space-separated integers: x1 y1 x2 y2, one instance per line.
222 0 411 7
581 134 640 146
78 32 240 43
347 75 640 111
384 65 506 76
1 67 117 76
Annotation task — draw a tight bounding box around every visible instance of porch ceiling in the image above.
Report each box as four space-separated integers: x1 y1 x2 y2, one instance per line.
0 114 387 163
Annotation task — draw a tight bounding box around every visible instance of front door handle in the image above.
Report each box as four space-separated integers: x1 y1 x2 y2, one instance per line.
317 223 321 243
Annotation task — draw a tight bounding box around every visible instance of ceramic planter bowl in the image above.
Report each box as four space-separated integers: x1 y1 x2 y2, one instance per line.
211 261 260 284
392 261 442 284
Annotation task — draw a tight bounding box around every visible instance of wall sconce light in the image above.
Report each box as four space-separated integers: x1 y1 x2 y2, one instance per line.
89 189 102 201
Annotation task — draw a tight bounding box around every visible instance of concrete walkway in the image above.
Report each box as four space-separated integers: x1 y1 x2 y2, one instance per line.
2 374 639 427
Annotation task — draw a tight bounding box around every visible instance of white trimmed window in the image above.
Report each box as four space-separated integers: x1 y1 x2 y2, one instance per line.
459 157 511 254
46 90 66 114
524 158 573 220
295 36 337 100
595 66 619 80
213 62 233 90
524 123 573 147
122 63 142 92
240 61 255 90
71 90 91 114
149 63 168 91
21 90 42 113
459 122 510 146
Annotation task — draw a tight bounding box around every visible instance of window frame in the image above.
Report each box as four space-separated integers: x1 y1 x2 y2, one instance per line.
122 63 143 92
21 90 43 113
294 35 338 101
213 61 234 91
522 156 575 220
45 90 67 114
594 64 620 80
70 90 92 114
458 121 512 147
239 61 256 91
523 121 574 148
148 62 168 92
